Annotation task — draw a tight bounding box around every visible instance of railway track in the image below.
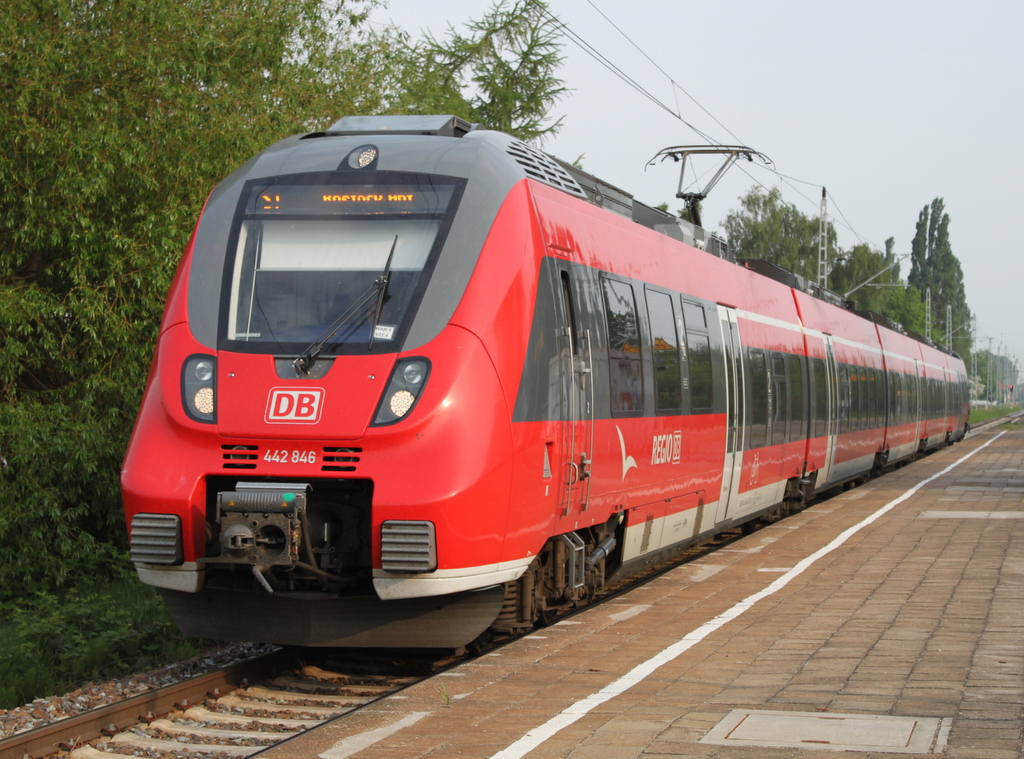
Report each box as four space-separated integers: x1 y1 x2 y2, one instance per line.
4 413 1017 759
0 648 435 759
0 530 745 759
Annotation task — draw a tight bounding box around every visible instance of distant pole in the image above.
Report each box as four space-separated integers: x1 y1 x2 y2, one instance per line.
818 188 828 290
946 304 952 348
971 315 977 400
1001 344 1006 404
925 286 932 341
987 338 994 401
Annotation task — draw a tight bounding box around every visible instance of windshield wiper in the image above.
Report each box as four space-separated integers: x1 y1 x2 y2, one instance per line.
292 236 399 375
368 236 398 351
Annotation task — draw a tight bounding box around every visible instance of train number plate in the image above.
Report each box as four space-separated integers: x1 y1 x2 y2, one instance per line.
263 449 317 464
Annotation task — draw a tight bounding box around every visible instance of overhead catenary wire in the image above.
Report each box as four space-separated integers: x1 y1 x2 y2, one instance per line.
549 1 881 250
536 7 721 145
578 0 746 147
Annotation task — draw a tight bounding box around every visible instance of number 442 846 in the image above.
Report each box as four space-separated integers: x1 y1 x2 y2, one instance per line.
263 449 317 464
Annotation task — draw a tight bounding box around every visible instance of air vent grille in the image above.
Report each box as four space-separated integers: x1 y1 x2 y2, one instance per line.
322 447 362 472
506 141 586 198
130 513 183 565
222 445 258 469
381 520 437 573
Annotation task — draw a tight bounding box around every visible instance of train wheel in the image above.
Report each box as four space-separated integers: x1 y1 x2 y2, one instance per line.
468 630 496 656
536 606 560 627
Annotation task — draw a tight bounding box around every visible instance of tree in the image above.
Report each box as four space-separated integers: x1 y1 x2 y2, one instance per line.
907 199 971 357
0 0 397 594
392 0 566 142
830 243 898 314
721 186 836 283
722 186 951 341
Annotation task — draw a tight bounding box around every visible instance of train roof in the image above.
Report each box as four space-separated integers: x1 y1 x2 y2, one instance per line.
337 116 962 364
225 114 960 363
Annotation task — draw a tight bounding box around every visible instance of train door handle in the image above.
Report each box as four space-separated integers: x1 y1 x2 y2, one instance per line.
568 462 580 485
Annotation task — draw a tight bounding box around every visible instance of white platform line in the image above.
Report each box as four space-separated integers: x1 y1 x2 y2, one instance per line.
489 432 1005 759
320 712 430 758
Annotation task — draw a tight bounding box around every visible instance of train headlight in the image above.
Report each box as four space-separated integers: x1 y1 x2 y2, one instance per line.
194 360 214 382
345 144 379 170
402 362 425 385
372 358 430 426
182 354 216 423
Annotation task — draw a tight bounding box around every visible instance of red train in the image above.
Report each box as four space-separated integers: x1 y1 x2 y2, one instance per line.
122 115 969 649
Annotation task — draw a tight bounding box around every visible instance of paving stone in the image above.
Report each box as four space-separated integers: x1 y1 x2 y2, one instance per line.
257 432 1024 759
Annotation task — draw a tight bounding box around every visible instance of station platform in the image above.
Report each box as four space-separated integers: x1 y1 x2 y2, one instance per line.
259 423 1024 759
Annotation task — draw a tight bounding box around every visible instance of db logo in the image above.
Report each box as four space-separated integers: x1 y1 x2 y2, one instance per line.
265 388 324 424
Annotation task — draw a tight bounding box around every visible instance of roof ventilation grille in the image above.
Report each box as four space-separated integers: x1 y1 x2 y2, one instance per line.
506 141 587 198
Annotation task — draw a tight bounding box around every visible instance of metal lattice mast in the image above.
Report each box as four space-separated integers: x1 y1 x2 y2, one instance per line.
971 315 978 400
925 286 932 341
987 338 994 401
946 304 952 348
818 188 828 289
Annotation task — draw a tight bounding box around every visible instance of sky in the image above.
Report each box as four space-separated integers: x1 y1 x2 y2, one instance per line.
368 0 1024 366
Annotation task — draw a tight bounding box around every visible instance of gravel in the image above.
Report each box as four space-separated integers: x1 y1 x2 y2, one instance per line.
0 642 276 739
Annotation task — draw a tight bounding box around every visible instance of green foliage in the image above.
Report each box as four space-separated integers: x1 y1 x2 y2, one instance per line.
0 572 198 709
0 0 396 595
391 0 566 142
974 350 1018 403
879 285 927 335
721 186 836 282
907 199 971 358
829 243 897 313
0 0 573 706
969 404 1020 425
722 186 972 349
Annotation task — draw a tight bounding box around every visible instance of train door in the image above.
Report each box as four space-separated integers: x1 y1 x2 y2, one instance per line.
912 360 922 443
820 335 839 484
555 268 594 517
719 308 746 519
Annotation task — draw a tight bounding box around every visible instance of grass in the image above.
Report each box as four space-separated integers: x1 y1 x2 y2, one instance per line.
969 404 1020 425
0 570 200 710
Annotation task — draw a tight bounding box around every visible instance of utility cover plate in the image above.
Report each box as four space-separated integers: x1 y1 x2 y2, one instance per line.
700 710 949 753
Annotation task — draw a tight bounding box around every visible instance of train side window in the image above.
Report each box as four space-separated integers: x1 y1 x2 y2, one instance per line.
811 357 828 438
864 368 872 429
687 334 714 412
897 372 905 426
867 368 876 428
645 289 682 413
681 299 714 413
788 353 805 441
853 367 861 431
862 368 870 429
897 372 905 424
838 365 850 434
868 366 876 426
771 354 788 445
602 277 643 415
682 301 706 330
886 370 893 425
859 368 868 430
874 368 883 428
748 349 768 448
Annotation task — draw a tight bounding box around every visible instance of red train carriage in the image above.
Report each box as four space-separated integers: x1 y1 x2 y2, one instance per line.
122 115 969 649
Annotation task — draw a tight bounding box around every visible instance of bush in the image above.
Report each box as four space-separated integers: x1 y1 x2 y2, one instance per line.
0 0 394 595
0 567 197 709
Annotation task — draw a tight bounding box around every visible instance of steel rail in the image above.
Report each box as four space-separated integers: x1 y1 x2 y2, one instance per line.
0 648 294 759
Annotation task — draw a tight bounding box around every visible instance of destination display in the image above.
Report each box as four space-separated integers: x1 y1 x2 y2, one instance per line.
249 183 454 216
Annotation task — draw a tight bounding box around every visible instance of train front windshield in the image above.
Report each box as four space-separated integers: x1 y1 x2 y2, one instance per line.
224 173 462 353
